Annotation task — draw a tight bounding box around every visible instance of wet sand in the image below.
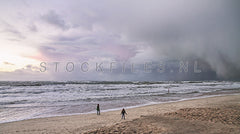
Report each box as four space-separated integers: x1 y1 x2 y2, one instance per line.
1 94 240 134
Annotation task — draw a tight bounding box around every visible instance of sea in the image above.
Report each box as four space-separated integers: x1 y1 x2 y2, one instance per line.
0 81 240 124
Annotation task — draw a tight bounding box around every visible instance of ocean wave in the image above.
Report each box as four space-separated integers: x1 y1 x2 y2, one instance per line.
0 100 28 105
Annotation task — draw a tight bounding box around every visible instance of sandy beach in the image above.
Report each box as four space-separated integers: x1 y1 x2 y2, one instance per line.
1 94 240 134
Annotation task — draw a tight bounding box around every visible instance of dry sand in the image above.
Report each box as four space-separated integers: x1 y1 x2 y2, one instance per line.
1 94 240 134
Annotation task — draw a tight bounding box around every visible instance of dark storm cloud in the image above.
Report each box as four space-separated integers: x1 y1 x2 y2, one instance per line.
91 0 240 80
41 10 69 30
1 0 239 81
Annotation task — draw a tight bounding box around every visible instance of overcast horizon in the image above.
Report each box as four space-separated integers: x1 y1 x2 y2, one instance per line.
0 0 240 81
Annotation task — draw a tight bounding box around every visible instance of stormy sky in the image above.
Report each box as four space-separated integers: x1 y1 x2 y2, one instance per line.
0 0 239 81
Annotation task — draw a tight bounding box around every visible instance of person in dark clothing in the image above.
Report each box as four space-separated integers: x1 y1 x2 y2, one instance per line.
121 108 127 119
97 104 100 115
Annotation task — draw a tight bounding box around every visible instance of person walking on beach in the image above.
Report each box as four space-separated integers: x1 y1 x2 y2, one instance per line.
97 104 100 115
121 108 127 120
